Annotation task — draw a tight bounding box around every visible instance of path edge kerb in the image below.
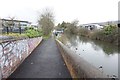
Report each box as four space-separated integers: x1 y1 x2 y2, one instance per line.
56 39 109 79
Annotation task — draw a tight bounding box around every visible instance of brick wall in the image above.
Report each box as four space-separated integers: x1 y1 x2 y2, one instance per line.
0 37 42 79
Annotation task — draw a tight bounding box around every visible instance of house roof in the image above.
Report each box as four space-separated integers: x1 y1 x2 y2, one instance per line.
0 19 31 24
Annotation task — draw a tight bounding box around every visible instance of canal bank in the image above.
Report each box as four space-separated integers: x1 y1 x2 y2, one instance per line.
56 39 109 79
57 34 119 78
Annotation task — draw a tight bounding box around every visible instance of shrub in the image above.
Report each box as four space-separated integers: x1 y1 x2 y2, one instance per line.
103 25 117 35
77 25 118 45
78 28 90 37
90 25 118 45
25 27 42 38
90 30 104 40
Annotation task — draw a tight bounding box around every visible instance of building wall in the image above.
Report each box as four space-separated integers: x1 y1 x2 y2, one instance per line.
1 19 31 33
0 37 42 79
0 20 2 34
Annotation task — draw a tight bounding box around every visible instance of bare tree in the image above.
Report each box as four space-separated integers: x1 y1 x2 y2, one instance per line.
65 20 79 34
38 8 54 36
71 19 79 26
8 16 15 33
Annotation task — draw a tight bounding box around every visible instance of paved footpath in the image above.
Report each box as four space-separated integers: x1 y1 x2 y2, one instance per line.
8 38 72 78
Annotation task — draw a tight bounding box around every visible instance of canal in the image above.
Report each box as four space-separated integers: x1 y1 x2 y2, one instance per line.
58 33 119 78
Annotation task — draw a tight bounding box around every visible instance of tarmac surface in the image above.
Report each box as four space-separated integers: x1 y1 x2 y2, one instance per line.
9 38 71 78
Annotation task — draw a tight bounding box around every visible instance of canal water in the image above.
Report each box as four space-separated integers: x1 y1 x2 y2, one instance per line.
58 34 119 78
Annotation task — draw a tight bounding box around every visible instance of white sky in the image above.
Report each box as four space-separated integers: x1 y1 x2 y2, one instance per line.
0 0 119 25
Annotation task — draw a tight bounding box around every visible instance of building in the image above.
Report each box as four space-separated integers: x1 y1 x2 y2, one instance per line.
53 28 64 34
80 24 103 30
0 19 2 34
1 19 31 28
0 19 31 33
31 24 38 30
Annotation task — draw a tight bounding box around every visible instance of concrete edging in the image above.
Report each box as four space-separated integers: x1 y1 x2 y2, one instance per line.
56 39 109 79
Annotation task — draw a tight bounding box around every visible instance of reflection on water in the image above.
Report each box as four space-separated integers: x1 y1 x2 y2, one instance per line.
59 33 119 78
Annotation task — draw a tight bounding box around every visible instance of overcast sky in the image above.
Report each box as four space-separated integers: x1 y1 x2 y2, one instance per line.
0 0 119 25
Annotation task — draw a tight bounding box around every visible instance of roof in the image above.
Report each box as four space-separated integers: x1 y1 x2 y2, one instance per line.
0 19 31 24
80 20 119 26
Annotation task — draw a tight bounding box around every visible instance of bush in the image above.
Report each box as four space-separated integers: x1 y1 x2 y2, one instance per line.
103 25 117 35
25 27 42 38
78 28 90 37
77 25 118 45
90 25 118 45
90 30 104 40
